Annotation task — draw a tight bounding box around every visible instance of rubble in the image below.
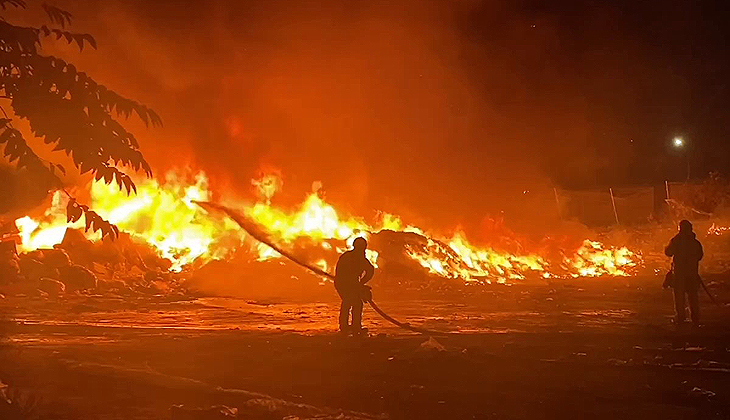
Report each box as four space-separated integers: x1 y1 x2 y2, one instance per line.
0 228 190 299
38 277 65 297
18 256 55 282
41 248 71 269
58 264 97 291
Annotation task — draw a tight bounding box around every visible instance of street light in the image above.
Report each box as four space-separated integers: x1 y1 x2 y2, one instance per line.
671 136 690 181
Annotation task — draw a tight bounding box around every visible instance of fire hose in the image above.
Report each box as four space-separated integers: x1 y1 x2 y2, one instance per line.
196 201 447 336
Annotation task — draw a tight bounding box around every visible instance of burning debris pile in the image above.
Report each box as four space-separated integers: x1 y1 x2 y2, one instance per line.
0 228 190 298
0 170 648 299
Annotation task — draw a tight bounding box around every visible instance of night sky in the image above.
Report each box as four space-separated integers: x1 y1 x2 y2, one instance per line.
9 0 730 228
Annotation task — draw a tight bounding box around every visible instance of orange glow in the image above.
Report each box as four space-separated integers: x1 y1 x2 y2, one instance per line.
14 170 642 281
15 191 71 252
562 240 638 277
404 231 548 284
708 223 729 236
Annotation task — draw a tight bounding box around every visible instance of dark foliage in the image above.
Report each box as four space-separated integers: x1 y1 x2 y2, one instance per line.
690 172 730 214
0 1 160 238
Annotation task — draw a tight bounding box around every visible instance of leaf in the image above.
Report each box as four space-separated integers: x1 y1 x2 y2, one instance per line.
79 161 93 174
42 3 73 28
83 33 97 49
0 128 12 144
0 1 27 10
66 199 80 223
84 212 93 232
123 176 131 195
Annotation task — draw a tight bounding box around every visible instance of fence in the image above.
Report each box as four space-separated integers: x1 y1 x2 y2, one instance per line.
554 187 655 226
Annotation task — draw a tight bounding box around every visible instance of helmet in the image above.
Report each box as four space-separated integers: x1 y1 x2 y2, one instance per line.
352 237 368 251
679 219 692 232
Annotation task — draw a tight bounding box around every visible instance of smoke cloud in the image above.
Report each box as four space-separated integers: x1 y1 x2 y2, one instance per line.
19 0 727 236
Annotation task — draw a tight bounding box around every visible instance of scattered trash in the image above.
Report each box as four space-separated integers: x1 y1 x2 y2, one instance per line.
689 387 716 400
419 337 446 352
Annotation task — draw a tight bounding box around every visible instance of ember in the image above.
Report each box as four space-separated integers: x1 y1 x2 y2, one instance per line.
707 223 730 236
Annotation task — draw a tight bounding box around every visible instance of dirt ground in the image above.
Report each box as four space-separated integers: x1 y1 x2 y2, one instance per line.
2 276 730 419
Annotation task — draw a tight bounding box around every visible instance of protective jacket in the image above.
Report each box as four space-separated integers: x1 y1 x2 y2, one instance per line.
334 249 374 290
665 231 703 288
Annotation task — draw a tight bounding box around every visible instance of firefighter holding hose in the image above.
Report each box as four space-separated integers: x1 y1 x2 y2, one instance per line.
335 237 375 334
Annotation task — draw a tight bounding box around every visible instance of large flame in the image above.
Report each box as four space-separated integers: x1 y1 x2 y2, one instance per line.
14 170 642 281
89 171 242 271
404 231 549 283
16 171 243 271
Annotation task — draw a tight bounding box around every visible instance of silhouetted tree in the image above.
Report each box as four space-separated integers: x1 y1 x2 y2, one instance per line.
0 0 160 238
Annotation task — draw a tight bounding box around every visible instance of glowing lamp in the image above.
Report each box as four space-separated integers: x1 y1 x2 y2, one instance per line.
673 137 684 148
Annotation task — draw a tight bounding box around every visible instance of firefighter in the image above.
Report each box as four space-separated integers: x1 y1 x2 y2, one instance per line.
664 219 704 327
334 237 374 334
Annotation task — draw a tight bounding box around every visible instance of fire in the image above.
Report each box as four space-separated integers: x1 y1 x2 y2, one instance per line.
405 232 549 283
708 223 730 236
89 171 242 271
15 191 71 251
16 171 243 272
15 215 67 251
13 169 643 282
563 240 638 277
246 191 369 243
245 177 380 267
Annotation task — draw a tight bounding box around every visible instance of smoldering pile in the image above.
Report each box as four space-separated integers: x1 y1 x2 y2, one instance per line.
0 229 191 299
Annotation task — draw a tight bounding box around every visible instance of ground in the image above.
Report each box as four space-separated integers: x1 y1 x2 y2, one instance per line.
1 276 730 419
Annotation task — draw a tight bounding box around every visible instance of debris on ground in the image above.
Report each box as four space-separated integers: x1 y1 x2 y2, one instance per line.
419 336 446 352
689 386 716 400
